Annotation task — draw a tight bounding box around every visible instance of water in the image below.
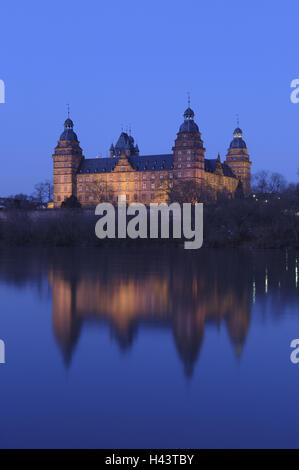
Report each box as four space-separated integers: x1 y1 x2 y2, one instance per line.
0 246 299 449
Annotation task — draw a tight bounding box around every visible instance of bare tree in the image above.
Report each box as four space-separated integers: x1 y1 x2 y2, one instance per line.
33 180 53 205
268 172 287 194
252 171 269 194
252 171 287 195
162 178 202 204
89 179 107 203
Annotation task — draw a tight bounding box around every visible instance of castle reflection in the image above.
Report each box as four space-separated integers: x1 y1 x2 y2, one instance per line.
1 247 298 377
47 249 253 376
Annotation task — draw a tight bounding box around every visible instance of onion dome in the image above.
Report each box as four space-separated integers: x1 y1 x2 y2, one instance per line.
229 127 247 149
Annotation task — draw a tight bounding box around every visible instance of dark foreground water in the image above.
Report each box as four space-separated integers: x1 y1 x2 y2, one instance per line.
0 246 299 449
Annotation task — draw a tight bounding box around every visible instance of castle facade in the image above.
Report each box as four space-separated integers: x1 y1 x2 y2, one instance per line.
52 104 251 207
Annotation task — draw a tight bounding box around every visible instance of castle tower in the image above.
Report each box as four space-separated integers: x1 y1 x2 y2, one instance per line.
225 126 251 197
111 131 139 157
172 102 205 184
52 116 84 207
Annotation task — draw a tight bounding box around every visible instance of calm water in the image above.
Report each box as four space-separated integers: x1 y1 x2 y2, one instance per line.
0 246 299 449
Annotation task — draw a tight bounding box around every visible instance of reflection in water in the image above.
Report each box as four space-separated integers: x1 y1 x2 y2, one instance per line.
1 247 298 378
48 250 253 376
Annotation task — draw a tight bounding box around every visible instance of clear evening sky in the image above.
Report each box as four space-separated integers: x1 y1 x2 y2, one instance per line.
0 0 298 196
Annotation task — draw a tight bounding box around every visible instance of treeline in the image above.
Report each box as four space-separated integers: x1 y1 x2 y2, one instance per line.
1 171 299 248
0 180 53 210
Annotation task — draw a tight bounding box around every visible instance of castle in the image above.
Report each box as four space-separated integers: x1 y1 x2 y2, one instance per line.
52 103 251 207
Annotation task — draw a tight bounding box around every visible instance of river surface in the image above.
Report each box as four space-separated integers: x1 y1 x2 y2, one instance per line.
0 246 299 449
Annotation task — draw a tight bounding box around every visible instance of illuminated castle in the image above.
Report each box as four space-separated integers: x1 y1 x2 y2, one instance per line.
52 102 251 207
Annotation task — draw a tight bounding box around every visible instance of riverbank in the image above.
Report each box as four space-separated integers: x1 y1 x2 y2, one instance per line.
0 196 298 248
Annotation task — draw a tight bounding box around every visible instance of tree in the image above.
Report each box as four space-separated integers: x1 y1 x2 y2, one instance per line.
165 178 202 204
89 179 108 203
33 180 53 205
252 170 269 194
252 171 286 195
234 180 244 199
2 194 38 210
268 172 287 194
61 195 81 209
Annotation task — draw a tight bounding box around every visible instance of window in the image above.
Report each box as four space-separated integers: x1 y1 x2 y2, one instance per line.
178 172 182 177
79 186 82 191
151 174 155 179
143 174 146 180
178 164 181 168
151 183 155 189
143 183 146 189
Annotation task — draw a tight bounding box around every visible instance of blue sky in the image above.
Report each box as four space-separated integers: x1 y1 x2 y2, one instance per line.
0 0 298 195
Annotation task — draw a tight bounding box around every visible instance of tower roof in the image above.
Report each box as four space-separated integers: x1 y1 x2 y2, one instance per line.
114 131 139 156
229 127 247 149
183 107 195 119
179 99 199 133
60 117 78 141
